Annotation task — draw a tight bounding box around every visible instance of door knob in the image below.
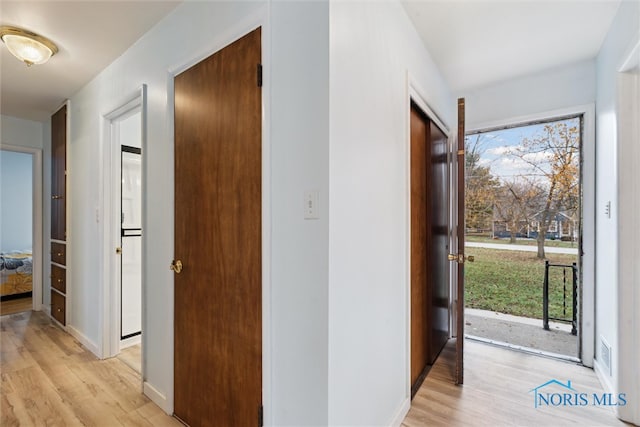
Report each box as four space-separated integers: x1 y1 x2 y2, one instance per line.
115 247 122 255
170 260 183 274
448 253 475 263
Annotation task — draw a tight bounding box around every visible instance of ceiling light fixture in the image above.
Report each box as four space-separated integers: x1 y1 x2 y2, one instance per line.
0 25 58 67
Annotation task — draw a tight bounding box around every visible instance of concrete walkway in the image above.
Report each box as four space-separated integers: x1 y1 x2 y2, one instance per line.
465 308 578 358
466 241 578 255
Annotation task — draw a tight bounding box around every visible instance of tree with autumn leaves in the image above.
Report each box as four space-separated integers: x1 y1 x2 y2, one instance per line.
510 120 580 258
465 134 499 233
465 119 580 259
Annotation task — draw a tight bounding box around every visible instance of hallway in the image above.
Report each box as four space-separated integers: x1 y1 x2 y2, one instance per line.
0 311 180 426
403 340 627 426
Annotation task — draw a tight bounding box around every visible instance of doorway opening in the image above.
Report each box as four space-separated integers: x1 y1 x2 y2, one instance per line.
0 148 42 316
103 87 146 374
463 115 583 361
409 99 451 397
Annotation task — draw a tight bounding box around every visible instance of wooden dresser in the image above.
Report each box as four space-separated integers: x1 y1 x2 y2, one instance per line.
51 105 67 325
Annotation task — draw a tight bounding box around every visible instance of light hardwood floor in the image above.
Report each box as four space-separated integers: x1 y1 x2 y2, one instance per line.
1 311 630 426
0 311 181 426
0 297 32 316
403 339 630 426
118 344 142 374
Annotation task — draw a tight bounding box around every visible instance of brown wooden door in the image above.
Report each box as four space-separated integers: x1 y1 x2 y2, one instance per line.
410 102 450 396
455 98 466 385
429 121 450 363
51 105 66 241
410 103 430 395
174 28 262 426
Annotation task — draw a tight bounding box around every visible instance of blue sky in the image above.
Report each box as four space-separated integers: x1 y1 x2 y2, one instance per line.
466 117 580 182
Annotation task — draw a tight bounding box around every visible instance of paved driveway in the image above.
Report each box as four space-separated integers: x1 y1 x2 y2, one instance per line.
465 241 579 255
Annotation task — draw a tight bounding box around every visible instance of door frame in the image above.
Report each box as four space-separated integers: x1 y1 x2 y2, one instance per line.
465 103 596 367
165 11 270 419
0 145 43 312
100 85 147 362
616 36 639 424
405 74 453 401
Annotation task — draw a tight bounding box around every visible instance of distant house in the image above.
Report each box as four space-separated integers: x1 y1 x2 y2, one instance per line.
493 212 578 241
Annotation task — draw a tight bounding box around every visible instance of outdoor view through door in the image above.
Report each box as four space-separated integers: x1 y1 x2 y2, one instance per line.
464 116 581 360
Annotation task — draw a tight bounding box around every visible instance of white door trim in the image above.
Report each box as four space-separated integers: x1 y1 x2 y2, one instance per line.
616 43 639 424
100 86 147 364
0 145 43 313
467 103 596 367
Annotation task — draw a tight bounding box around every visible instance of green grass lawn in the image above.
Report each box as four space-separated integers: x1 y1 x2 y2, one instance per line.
466 234 577 248
464 247 578 320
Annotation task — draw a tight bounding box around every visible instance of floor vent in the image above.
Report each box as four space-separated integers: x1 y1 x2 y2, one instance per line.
600 336 612 376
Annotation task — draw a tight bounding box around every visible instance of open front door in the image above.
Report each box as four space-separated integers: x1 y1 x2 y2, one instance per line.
454 97 466 385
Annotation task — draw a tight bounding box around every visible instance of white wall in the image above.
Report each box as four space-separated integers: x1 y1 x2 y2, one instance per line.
594 0 640 423
0 151 33 252
68 0 266 413
461 59 596 128
270 1 330 425
329 2 454 425
1 115 45 150
67 0 335 423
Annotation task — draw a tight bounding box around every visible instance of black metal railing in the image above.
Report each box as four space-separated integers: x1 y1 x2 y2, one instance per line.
543 261 577 336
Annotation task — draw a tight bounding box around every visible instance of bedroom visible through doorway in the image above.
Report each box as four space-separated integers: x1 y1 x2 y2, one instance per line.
0 149 37 316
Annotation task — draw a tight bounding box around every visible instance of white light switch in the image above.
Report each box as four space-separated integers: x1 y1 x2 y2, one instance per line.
304 190 319 220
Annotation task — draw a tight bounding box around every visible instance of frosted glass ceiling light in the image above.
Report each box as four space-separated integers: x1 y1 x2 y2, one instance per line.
0 26 58 66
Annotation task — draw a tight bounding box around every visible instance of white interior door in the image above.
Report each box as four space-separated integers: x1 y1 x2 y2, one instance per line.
121 148 142 339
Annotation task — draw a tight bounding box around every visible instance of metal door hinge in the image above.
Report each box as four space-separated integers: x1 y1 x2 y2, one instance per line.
257 64 263 88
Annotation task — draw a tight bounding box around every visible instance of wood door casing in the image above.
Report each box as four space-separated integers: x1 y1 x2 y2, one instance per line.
456 98 466 385
51 105 66 241
174 28 262 426
410 102 451 395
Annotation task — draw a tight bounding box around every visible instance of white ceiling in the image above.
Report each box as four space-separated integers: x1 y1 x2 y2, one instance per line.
0 1 623 122
402 0 622 93
0 1 181 121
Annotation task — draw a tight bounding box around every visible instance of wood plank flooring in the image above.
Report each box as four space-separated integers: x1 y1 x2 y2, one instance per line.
403 339 630 426
0 311 181 426
118 344 141 374
1 311 629 426
0 297 32 316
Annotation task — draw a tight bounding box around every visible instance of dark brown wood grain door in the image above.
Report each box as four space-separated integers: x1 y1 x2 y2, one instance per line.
51 105 66 241
428 120 450 364
410 102 451 397
174 28 262 427
410 103 430 396
455 98 466 385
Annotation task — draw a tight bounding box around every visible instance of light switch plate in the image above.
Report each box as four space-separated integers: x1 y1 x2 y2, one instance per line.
304 190 319 220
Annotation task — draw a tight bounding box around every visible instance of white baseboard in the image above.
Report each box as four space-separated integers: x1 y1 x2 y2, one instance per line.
389 397 410 427
67 325 100 358
144 381 172 415
593 358 615 395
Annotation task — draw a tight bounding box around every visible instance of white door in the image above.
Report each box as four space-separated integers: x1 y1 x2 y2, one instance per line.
121 147 142 339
